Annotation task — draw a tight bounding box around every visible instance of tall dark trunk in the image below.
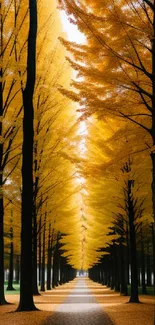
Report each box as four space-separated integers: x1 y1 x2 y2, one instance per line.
32 203 40 295
110 250 115 290
138 263 141 287
6 226 15 291
103 256 108 286
60 255 65 285
15 256 20 284
120 243 128 295
100 264 104 284
151 155 155 291
40 215 46 292
0 178 7 304
126 222 130 284
47 225 53 290
140 228 147 294
151 222 155 291
52 236 59 288
146 242 151 287
38 217 41 286
107 255 111 287
17 0 37 311
114 245 120 292
32 135 40 294
128 180 139 303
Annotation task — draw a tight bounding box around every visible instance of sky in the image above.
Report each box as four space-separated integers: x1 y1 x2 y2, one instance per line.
60 11 85 43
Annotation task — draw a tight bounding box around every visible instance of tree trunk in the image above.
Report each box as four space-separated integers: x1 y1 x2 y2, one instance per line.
107 255 111 287
0 181 7 304
32 203 40 295
52 237 59 288
6 227 15 291
110 251 115 290
126 222 130 284
103 256 108 286
17 0 37 311
60 255 65 285
32 136 40 294
140 228 147 294
128 180 139 303
146 242 151 287
40 215 46 292
38 216 41 286
151 222 155 291
114 245 120 292
120 243 128 295
47 225 53 290
15 256 20 284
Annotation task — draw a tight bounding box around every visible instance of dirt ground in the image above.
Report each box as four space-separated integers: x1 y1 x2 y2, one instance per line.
88 281 155 325
0 279 154 325
0 281 75 325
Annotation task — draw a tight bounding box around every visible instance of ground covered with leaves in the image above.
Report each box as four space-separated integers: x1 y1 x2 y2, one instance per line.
90 282 154 325
0 279 154 325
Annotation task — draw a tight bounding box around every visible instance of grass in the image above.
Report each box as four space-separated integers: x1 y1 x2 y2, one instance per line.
127 285 154 296
4 282 155 296
4 283 20 294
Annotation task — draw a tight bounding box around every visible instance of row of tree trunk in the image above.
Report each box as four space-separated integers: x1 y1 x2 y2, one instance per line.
89 236 154 303
89 163 155 303
5 232 76 294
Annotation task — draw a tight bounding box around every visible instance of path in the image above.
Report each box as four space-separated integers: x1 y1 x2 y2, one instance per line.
42 277 113 325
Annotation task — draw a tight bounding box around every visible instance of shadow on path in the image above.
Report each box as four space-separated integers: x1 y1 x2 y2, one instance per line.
42 278 114 325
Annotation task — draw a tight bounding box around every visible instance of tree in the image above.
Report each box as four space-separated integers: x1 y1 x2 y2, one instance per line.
6 210 15 291
0 0 25 305
58 1 155 249
17 0 37 311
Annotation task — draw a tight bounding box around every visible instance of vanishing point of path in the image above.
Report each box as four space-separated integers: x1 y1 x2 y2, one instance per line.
43 277 114 325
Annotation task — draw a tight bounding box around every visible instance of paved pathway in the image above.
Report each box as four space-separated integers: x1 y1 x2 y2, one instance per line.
43 277 113 325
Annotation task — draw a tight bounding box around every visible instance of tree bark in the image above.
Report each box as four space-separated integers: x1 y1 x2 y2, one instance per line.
32 136 40 294
120 243 128 295
140 228 147 294
114 245 120 292
38 217 41 286
15 256 20 284
0 177 7 304
17 0 37 311
146 242 151 286
47 225 53 290
40 215 46 292
128 180 139 303
110 250 115 290
52 236 59 288
6 227 15 291
32 203 40 295
151 222 155 291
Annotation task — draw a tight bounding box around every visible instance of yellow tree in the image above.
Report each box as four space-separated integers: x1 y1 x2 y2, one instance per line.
84 118 152 301
58 1 155 239
0 0 27 305
30 0 79 293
